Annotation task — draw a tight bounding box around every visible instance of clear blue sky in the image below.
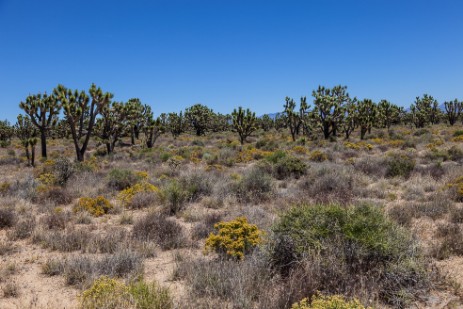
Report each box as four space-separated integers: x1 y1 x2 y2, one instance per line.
1 0 462 121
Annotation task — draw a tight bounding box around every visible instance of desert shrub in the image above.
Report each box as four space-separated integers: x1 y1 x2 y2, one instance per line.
300 165 356 205
36 186 74 205
7 216 35 240
161 180 187 215
266 150 287 164
217 147 236 166
42 259 65 276
388 204 413 227
256 138 278 151
414 162 445 180
33 228 92 252
354 156 387 178
53 158 74 186
406 195 453 220
41 209 69 230
385 153 415 178
450 207 463 224
107 168 141 190
270 203 429 306
79 276 131 309
448 145 463 161
453 130 463 137
192 213 223 240
291 294 368 309
180 171 213 202
86 229 128 254
133 212 186 250
79 277 173 309
432 223 463 259
0 208 16 229
236 167 273 203
309 150 328 162
414 128 430 136
74 196 113 217
177 252 272 308
128 280 173 309
126 191 157 209
274 156 307 180
118 182 159 207
205 217 263 260
64 250 144 287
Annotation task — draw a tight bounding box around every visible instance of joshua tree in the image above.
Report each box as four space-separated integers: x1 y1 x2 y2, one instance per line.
184 104 214 136
232 106 257 145
377 100 398 129
313 85 350 139
168 112 185 139
259 114 274 131
0 120 13 147
410 94 436 128
142 105 165 148
54 83 113 162
340 99 357 139
15 115 38 166
95 101 128 154
126 98 145 145
444 99 463 126
19 93 60 158
357 99 377 139
284 97 301 141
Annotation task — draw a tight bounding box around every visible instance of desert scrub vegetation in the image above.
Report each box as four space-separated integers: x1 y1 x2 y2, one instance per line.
5 84 463 307
73 196 113 217
204 216 263 260
79 276 173 309
270 203 430 307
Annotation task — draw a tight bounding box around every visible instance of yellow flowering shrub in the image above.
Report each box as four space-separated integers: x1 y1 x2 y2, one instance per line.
205 217 263 260
291 294 369 309
73 196 113 217
79 276 131 309
291 145 309 155
453 135 463 142
38 173 56 185
387 140 405 148
118 182 159 206
237 148 272 163
309 150 328 162
344 142 373 151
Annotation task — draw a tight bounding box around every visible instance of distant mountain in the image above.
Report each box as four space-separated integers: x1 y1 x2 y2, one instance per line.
259 112 281 120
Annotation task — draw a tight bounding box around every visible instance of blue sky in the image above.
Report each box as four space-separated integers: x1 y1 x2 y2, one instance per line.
1 0 462 121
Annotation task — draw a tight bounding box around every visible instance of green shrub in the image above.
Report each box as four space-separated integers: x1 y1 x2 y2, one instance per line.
236 167 273 202
385 153 415 178
271 203 429 306
453 130 463 137
448 145 463 161
161 180 187 215
274 156 307 179
107 168 142 190
129 280 173 309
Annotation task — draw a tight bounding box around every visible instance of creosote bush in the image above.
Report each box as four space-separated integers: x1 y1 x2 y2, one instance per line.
385 153 415 178
205 216 263 260
107 168 143 190
74 196 113 217
271 203 430 306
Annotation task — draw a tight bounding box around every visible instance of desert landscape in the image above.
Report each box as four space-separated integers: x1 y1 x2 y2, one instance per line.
1 86 463 308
